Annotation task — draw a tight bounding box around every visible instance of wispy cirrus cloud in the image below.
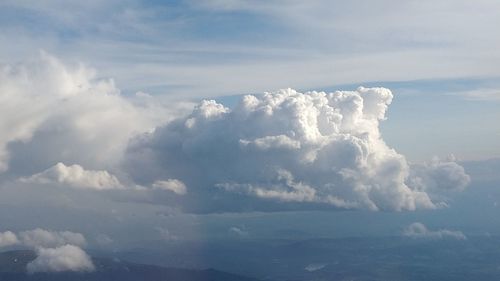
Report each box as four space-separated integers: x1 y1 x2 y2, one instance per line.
455 88 500 101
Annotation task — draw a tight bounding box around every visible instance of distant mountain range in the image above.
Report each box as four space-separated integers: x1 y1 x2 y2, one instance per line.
6 236 500 281
0 250 263 281
105 236 500 281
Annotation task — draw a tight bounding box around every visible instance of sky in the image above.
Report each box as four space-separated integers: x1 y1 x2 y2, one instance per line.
1 0 499 161
0 0 499 273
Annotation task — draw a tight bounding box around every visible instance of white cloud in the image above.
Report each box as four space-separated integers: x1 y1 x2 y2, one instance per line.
21 162 123 190
0 231 19 247
2 0 500 100
126 87 470 212
27 244 95 273
152 179 187 195
95 234 113 245
0 53 159 176
19 228 86 248
304 263 327 272
403 222 466 240
229 226 249 237
1 228 94 273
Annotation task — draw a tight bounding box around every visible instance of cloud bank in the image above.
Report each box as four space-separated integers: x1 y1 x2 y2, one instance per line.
305 263 327 272
27 244 95 273
152 179 187 195
0 54 470 214
127 87 470 212
403 222 466 240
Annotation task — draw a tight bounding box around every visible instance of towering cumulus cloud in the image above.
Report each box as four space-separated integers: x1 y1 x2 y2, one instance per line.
0 54 469 213
127 88 469 212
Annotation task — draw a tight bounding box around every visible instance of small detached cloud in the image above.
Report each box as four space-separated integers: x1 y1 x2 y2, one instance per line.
0 231 19 247
403 222 466 240
229 226 249 238
152 179 187 195
305 263 327 272
27 244 95 273
0 53 155 176
20 162 123 190
0 228 94 273
409 156 471 192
